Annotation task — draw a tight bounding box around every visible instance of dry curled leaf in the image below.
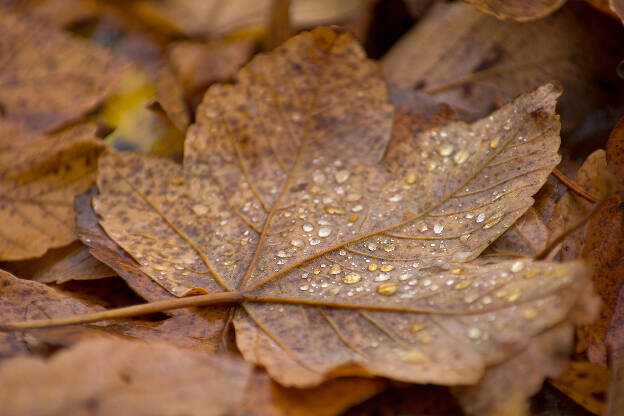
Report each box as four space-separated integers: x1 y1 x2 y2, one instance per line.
0 122 104 261
0 337 252 416
550 361 609 415
463 0 566 21
0 8 127 133
85 29 594 414
382 2 624 139
147 65 190 133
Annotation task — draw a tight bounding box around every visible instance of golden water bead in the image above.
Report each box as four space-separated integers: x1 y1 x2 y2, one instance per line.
343 273 361 284
377 282 398 296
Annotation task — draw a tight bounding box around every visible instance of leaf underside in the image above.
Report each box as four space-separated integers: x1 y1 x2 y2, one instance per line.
91 28 591 387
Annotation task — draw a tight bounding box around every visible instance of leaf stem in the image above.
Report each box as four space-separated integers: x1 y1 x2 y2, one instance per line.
0 291 244 331
552 168 599 203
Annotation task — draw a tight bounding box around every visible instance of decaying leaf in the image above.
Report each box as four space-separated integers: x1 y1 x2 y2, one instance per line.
0 8 127 133
550 361 609 415
85 28 596 414
1 241 115 284
0 122 104 261
236 370 388 416
381 2 624 139
463 0 566 21
0 337 252 416
147 65 190 133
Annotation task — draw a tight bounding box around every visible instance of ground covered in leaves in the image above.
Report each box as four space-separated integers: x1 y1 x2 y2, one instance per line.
0 1 623 415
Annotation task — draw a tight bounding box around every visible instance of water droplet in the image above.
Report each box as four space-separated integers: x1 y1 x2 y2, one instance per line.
277 250 289 258
454 150 469 164
468 327 482 339
490 138 500 149
411 324 425 332
325 206 345 215
452 268 464 274
192 205 208 216
377 282 398 296
476 213 485 223
418 223 428 232
313 268 321 275
375 273 390 282
368 263 378 271
507 288 522 302
401 349 426 363
426 161 437 172
309 238 321 245
313 172 325 183
352 205 363 212
343 273 361 284
389 194 403 202
503 119 512 130
346 193 362 202
318 227 331 237
383 244 395 252
367 242 378 251
399 273 412 281
291 239 304 248
523 308 537 320
422 279 431 287
152 264 166 271
405 171 418 185
465 212 474 219
433 224 444 234
454 280 470 290
417 333 432 344
303 223 314 232
524 268 539 279
380 265 394 272
481 296 492 305
438 144 454 156
349 214 358 222
299 284 309 291
511 261 524 272
335 170 350 183
483 213 503 229
329 264 342 275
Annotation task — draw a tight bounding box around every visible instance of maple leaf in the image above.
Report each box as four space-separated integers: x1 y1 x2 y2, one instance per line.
0 122 103 261
0 9 127 133
1 28 598 415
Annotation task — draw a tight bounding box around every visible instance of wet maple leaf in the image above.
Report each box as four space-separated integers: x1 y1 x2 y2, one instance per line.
464 0 566 21
63 27 595 412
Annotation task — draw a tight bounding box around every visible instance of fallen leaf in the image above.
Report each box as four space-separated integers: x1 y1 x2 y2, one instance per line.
0 122 104 261
0 337 252 416
167 39 255 96
0 8 127 133
484 207 550 257
606 348 624 416
236 370 388 416
463 0 567 21
586 0 624 22
550 361 609 415
1 241 115 284
86 28 596 413
381 2 624 139
606 117 624 198
147 65 190 132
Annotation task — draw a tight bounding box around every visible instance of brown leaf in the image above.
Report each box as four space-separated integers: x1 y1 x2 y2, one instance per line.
550 361 609 415
0 122 104 261
167 39 255 96
0 9 127 133
0 337 252 416
606 117 624 198
75 189 231 353
381 2 624 139
463 0 567 21
2 241 116 284
586 0 624 22
86 28 593 411
147 65 190 132
236 370 388 416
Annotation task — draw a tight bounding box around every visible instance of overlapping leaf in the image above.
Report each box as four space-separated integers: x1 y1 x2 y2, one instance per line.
0 9 127 133
0 122 103 260
89 28 594 396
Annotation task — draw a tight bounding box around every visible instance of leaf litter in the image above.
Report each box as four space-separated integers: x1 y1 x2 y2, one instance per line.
0 27 591 414
0 7 619 415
